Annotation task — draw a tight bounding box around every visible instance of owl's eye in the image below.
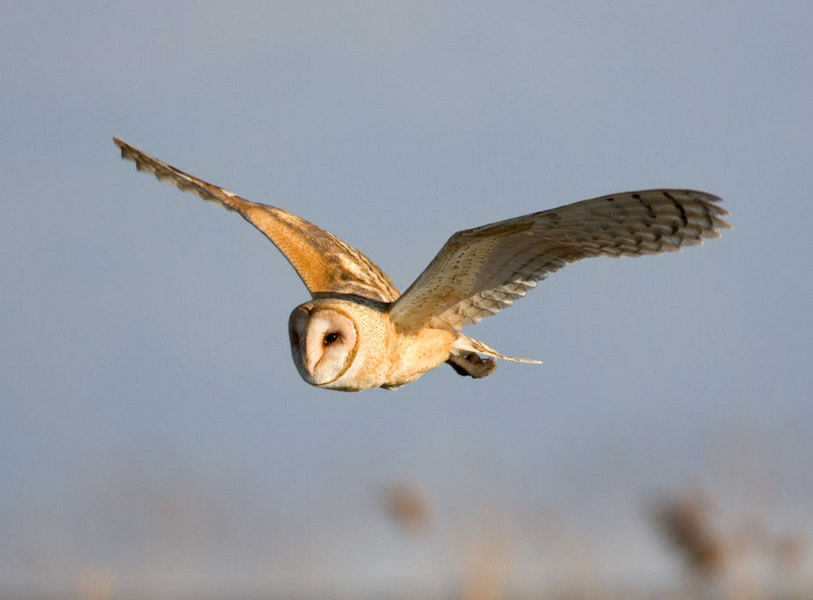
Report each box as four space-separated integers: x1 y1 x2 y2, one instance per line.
324 332 339 345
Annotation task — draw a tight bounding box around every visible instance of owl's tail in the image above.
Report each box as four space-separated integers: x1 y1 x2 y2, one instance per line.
446 335 540 378
456 335 541 364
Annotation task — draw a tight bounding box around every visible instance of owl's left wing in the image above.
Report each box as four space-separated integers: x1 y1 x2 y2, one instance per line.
388 189 730 332
114 138 400 302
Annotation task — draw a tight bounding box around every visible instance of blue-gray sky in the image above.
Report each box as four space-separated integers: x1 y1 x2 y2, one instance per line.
2 1 812 595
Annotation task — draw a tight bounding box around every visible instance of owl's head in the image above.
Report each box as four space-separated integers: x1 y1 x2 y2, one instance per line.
289 298 393 391
288 303 358 388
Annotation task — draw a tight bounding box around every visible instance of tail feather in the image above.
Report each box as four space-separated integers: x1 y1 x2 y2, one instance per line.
455 335 541 364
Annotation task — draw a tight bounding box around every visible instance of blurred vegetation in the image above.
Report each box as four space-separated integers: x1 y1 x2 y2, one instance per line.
3 456 810 600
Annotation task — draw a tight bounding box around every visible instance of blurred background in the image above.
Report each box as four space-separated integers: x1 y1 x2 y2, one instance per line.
2 2 812 598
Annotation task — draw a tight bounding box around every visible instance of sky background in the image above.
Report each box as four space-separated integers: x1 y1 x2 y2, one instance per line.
2 1 812 597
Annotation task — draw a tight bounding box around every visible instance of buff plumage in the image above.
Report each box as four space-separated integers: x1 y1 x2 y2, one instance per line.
114 137 730 391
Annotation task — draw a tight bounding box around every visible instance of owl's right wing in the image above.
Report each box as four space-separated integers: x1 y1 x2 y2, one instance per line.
388 189 730 333
114 138 400 302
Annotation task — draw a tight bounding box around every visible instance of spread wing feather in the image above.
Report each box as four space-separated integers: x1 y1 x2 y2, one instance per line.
389 189 730 332
114 137 400 302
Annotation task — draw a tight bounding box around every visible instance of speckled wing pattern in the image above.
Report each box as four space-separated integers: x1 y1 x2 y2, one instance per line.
114 138 400 302
389 190 731 332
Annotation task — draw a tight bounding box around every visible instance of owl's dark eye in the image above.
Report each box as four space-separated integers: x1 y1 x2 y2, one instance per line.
324 332 339 345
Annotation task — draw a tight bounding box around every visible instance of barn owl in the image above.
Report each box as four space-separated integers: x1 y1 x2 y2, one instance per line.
114 137 730 392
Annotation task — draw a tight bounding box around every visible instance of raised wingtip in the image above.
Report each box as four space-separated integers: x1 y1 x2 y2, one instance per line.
112 136 130 159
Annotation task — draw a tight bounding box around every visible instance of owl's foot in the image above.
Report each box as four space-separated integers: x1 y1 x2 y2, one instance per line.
446 353 497 378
